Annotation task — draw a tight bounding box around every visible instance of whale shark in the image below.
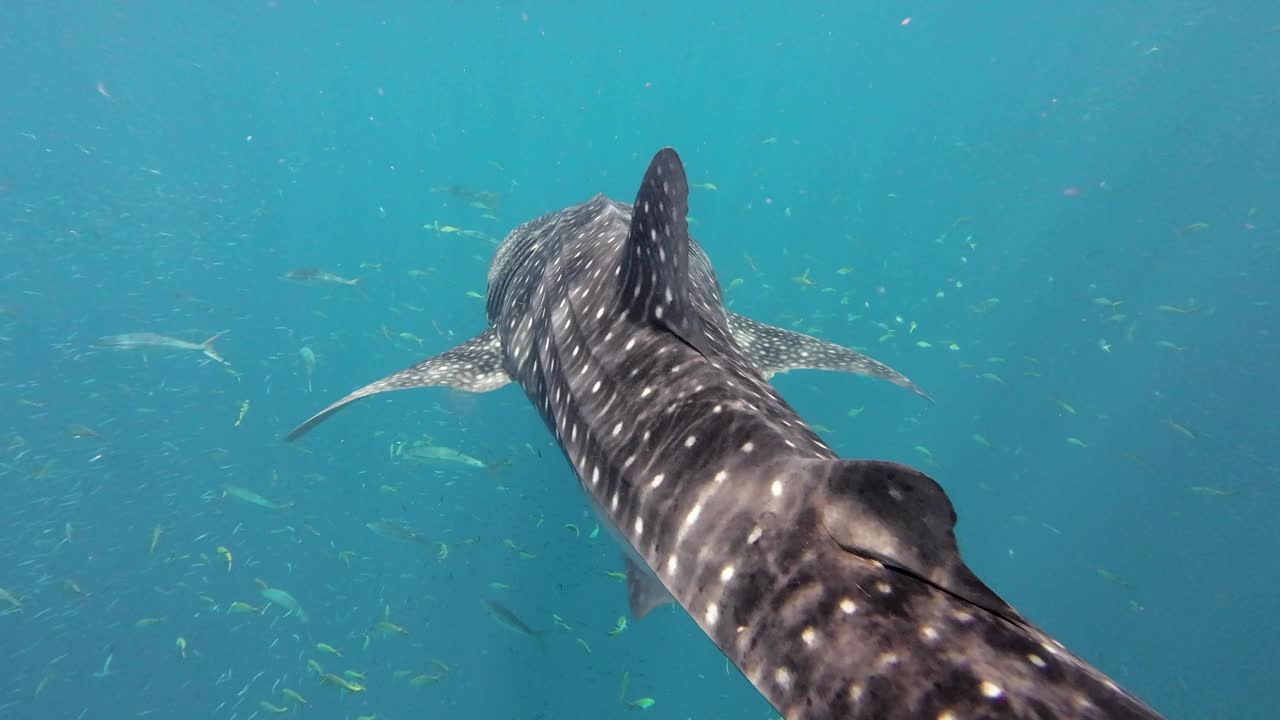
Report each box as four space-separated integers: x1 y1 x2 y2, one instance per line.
289 149 1165 719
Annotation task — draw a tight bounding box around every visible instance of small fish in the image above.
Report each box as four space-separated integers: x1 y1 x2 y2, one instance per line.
399 332 425 345
222 485 289 511
300 346 317 391
1157 303 1201 315
1165 419 1198 440
282 267 362 287
34 673 53 698
393 440 487 469
366 518 433 549
319 673 365 692
791 269 817 287
607 615 628 637
0 587 23 609
66 424 102 439
98 331 229 365
228 601 262 615
1065 437 1088 449
1189 485 1237 497
970 298 1002 315
234 400 250 428
482 599 543 642
260 586 308 622
1095 568 1132 589
91 653 113 679
375 620 409 636
690 182 718 191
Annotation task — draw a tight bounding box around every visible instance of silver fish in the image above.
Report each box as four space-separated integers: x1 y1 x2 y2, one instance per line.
98 331 229 365
282 267 361 287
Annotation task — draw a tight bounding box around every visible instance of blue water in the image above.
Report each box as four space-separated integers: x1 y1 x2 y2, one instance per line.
2 2 1276 719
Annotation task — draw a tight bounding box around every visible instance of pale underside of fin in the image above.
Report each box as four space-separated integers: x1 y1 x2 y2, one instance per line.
623 555 676 620
726 311 932 401
286 328 509 441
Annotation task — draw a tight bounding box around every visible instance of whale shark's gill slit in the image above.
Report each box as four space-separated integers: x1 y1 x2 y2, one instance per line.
814 457 1023 621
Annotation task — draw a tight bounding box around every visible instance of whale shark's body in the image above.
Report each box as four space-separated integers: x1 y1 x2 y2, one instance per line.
290 149 1164 719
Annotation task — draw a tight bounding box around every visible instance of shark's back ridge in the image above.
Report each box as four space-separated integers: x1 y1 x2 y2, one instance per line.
288 148 1165 720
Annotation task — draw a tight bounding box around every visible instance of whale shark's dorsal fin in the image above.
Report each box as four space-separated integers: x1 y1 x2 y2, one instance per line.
285 328 508 441
816 458 1023 623
727 311 933 401
619 147 711 357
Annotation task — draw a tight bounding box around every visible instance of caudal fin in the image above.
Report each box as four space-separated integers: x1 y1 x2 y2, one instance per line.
200 331 230 365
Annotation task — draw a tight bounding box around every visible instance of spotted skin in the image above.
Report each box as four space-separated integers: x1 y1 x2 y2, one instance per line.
290 149 1165 719
725 311 933 401
284 329 508 441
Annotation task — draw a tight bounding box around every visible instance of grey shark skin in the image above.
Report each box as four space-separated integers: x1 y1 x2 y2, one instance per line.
289 149 1164 720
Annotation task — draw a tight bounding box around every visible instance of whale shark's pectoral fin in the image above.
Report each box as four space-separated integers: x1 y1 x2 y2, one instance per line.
816 458 1023 623
620 147 713 357
623 555 676 620
725 311 932 401
286 327 509 441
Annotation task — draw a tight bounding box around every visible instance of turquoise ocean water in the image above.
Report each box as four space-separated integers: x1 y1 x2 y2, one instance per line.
1 3 1276 719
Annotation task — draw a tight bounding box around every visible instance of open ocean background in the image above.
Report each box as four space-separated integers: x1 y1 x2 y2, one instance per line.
2 2 1277 719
